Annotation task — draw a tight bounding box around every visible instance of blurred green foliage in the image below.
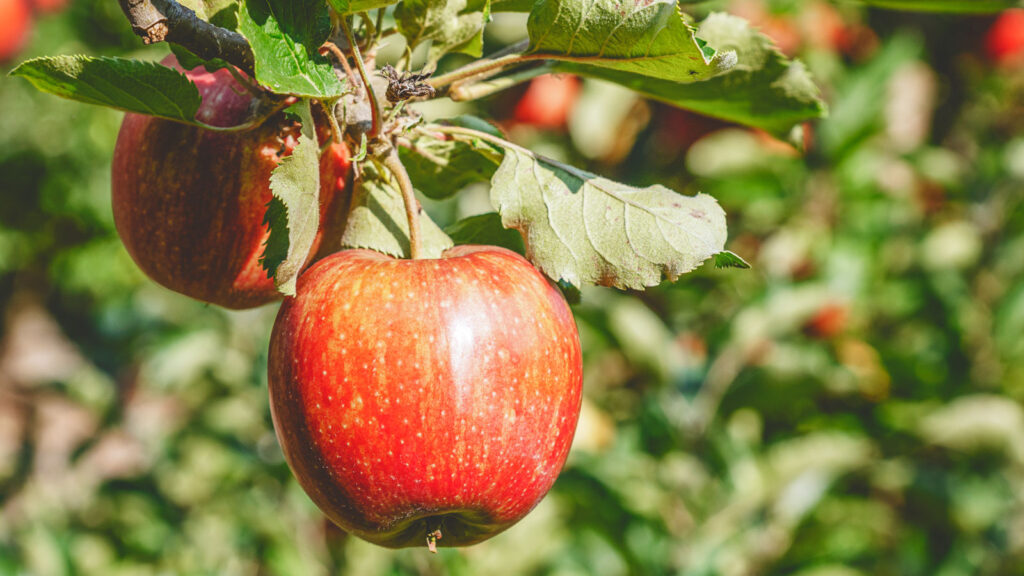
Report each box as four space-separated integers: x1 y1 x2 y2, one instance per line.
2 1 1024 575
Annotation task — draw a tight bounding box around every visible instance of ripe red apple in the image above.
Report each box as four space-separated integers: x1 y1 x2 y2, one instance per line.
513 74 581 130
268 246 583 548
0 0 32 63
112 55 351 309
986 9 1024 67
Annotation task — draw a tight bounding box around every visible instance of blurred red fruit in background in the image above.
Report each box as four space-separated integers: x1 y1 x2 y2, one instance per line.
0 0 32 63
986 9 1024 67
804 303 850 340
30 0 68 14
513 74 581 130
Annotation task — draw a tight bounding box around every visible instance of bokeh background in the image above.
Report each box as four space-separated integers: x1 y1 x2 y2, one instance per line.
2 0 1024 574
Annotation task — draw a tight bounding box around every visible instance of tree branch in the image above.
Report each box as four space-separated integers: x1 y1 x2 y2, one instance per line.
117 0 255 76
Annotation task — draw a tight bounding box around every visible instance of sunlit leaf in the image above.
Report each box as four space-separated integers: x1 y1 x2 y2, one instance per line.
526 0 730 83
555 12 826 138
490 147 727 288
10 56 203 124
238 0 344 97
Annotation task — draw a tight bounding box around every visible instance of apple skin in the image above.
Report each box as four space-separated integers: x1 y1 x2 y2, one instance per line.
986 9 1024 67
0 0 32 63
268 246 583 548
111 55 351 309
29 0 68 14
513 74 581 130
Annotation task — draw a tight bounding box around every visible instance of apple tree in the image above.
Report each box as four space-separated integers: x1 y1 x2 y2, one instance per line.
4 0 1023 564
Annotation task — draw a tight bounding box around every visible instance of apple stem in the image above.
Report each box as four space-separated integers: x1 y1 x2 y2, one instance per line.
322 97 345 145
426 529 442 553
382 148 423 260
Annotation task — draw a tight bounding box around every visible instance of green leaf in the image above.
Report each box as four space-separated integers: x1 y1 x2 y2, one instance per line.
238 0 344 97
169 45 233 73
555 12 826 138
261 99 321 296
526 0 730 84
395 0 492 63
341 163 454 259
490 147 727 289
557 280 581 305
400 118 503 199
260 197 289 282
714 250 750 269
10 56 202 124
179 0 241 28
858 0 1015 12
326 0 400 15
492 0 534 10
445 212 526 254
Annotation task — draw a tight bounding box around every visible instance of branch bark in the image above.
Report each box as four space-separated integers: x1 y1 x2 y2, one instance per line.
117 0 255 76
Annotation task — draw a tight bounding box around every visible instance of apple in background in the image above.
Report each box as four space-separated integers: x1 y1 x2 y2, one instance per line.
29 0 69 14
0 0 32 63
268 246 583 549
112 55 351 309
513 74 581 130
655 107 732 154
986 9 1024 67
803 302 849 340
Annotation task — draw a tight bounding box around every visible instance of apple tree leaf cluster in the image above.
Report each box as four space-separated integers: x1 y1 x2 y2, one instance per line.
8 0 833 298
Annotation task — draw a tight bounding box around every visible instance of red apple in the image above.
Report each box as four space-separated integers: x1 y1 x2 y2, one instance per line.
268 246 583 548
0 0 32 63
513 74 581 129
803 302 849 340
112 55 351 309
29 0 68 14
986 9 1024 67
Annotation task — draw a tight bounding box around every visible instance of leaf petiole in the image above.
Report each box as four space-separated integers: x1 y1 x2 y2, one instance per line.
448 63 553 102
427 50 538 91
423 123 588 182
